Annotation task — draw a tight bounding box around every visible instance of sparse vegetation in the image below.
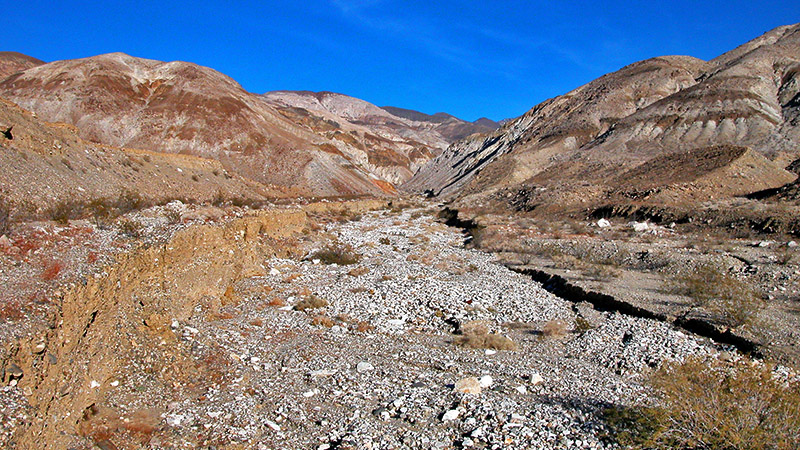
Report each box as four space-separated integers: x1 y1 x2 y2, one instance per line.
310 244 361 265
294 294 328 311
604 356 800 449
541 319 570 337
0 193 10 235
665 262 763 328
117 218 143 238
455 320 517 350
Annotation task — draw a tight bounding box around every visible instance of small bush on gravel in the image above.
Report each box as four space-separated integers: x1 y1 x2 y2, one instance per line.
455 322 517 350
311 244 361 265
664 262 763 328
117 218 143 238
294 295 328 311
604 356 800 449
541 319 570 337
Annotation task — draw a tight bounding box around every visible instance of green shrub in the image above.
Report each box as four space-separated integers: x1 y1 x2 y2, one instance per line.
605 357 800 449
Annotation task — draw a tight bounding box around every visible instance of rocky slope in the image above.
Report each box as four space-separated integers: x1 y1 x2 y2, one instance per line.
0 53 418 197
0 52 43 80
405 24 800 212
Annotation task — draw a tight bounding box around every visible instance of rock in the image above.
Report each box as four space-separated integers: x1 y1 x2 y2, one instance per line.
596 219 611 228
758 241 771 248
265 419 281 431
484 349 497 356
442 409 460 421
6 363 23 379
632 222 649 232
454 377 482 394
479 375 493 388
529 373 544 385
788 241 798 248
269 268 281 276
356 362 374 373
515 386 528 394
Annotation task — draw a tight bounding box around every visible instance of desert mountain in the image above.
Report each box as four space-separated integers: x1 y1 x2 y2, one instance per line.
405 24 800 212
262 90 453 184
0 52 44 80
0 53 435 197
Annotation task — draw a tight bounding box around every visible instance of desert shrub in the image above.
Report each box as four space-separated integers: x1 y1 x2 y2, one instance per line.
347 266 370 277
294 294 328 311
165 208 182 224
50 200 83 225
455 320 517 350
86 197 113 226
665 262 763 328
604 357 800 449
117 218 143 238
541 319 569 337
311 315 334 328
114 189 144 214
311 244 361 265
0 194 10 235
574 316 594 335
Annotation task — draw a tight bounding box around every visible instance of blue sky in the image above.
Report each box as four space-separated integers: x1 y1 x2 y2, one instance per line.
5 1 799 121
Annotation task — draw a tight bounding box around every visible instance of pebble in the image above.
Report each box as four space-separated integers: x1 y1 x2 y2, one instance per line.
356 362 374 373
442 410 460 421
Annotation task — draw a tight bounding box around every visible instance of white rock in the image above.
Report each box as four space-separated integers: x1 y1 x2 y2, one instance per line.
356 362 374 373
632 222 649 232
515 386 528 394
318 445 330 450
788 241 798 248
110 380 119 387
265 419 281 431
484 349 497 356
302 389 318 398
90 380 101 388
529 373 544 385
479 375 493 388
454 377 482 394
269 268 281 276
312 259 321 265
309 369 337 377
597 219 611 228
442 409 460 421
387 319 405 326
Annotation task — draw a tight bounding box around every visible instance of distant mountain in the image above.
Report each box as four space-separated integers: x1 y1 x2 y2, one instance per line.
380 105 499 141
405 23 800 212
0 53 433 196
0 51 44 80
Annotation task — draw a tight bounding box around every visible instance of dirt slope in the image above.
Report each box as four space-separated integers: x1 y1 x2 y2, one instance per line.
0 97 296 217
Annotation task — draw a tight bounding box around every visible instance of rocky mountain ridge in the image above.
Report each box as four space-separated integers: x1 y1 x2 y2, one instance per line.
404 24 800 212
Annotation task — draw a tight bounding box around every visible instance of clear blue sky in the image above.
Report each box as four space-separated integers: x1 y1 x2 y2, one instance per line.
5 1 799 121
